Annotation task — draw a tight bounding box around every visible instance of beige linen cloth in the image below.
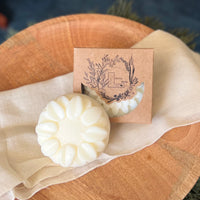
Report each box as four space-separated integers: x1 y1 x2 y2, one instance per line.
0 30 200 200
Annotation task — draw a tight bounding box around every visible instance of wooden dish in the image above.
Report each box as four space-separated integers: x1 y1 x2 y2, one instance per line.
0 14 199 200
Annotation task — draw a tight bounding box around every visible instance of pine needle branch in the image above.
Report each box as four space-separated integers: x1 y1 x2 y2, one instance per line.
142 16 165 30
107 0 141 21
169 28 199 49
107 0 199 50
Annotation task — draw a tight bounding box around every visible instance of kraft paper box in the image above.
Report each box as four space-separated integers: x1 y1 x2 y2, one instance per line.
73 48 153 123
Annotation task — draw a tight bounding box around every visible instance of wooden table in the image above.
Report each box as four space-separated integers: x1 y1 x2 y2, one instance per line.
0 14 199 200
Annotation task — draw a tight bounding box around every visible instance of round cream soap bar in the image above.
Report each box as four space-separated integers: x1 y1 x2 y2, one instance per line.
35 94 110 167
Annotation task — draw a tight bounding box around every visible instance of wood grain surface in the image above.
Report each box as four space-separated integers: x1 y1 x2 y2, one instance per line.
0 14 199 200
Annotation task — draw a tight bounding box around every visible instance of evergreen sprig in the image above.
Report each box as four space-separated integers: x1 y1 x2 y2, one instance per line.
184 179 200 200
142 16 165 30
169 28 199 50
107 0 199 50
107 0 140 21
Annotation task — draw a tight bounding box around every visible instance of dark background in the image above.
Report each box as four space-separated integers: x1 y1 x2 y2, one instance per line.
0 0 199 199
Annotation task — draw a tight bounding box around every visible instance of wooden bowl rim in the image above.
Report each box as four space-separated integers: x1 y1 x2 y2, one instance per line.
0 13 153 50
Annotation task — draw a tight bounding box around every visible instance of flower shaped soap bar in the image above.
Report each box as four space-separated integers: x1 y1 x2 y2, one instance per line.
84 83 144 117
36 94 110 167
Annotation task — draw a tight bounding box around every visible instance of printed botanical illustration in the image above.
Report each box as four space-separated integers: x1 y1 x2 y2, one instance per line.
83 54 139 103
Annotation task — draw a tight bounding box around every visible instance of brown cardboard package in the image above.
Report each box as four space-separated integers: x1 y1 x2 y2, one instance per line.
74 48 153 123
